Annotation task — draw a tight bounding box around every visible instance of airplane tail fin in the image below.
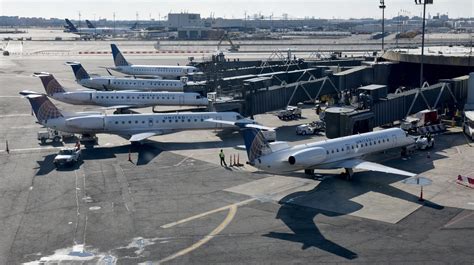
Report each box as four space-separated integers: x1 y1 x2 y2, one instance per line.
85 19 95 28
130 22 138 30
241 127 272 163
111 44 130 67
66 62 90 80
34 72 66 96
64 19 77 32
23 94 63 124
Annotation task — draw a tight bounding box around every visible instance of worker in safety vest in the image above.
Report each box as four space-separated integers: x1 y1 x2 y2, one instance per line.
219 149 227 167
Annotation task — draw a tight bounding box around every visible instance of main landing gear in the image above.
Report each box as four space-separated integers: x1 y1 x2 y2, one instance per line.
341 168 354 180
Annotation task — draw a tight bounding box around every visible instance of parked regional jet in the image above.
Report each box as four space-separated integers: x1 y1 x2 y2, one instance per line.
209 120 422 179
109 44 197 79
22 94 250 142
66 62 185 91
21 73 207 111
65 19 138 37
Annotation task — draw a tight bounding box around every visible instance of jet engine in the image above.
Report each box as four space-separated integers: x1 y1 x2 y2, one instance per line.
288 147 327 167
65 115 104 130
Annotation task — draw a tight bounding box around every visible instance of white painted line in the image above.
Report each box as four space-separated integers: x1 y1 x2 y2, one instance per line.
0 146 61 153
161 198 255 229
0 114 32 117
174 154 193 167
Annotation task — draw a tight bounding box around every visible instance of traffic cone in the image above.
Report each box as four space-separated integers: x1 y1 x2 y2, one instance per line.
427 152 431 159
237 154 240 166
229 155 233 167
418 186 424 202
128 149 132 163
5 140 9 154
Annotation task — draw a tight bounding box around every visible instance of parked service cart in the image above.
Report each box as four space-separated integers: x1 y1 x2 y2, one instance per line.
276 105 302 120
296 121 325 135
37 128 74 144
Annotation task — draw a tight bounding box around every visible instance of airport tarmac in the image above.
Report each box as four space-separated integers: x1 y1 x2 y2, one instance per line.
1 44 474 264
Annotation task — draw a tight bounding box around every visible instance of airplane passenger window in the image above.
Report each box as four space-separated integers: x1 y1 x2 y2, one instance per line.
331 150 334 153
175 120 178 122
194 119 197 122
352 146 354 149
387 139 390 142
188 119 191 122
115 121 118 124
336 149 339 152
135 121 138 124
201 119 204 122
122 121 125 124
341 148 344 151
365 143 368 146
142 121 145 124
169 120 172 123
96 96 99 99
128 121 131 124
326 150 329 155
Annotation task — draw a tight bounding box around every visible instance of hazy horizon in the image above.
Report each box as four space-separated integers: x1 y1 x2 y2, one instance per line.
1 0 473 21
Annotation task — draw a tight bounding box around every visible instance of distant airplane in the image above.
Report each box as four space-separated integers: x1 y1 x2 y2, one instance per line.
20 73 208 112
109 44 198 79
22 94 250 143
209 120 422 180
64 19 138 37
66 62 186 91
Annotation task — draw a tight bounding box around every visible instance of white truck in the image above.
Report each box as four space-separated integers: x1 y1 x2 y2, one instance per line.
53 147 82 168
37 128 74 144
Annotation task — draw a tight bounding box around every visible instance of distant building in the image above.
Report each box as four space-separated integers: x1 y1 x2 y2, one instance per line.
167 13 203 30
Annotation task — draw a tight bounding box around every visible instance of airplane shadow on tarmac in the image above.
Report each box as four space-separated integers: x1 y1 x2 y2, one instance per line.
34 144 163 175
263 160 444 260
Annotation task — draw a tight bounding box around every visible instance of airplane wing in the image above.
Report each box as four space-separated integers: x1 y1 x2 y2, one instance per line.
332 159 417 177
129 132 160 142
205 118 275 131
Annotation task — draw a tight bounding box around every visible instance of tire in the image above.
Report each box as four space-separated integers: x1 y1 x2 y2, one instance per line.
53 136 60 142
301 131 306 136
40 138 46 144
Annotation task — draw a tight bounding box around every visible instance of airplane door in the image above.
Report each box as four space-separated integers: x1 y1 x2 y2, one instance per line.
391 134 397 147
345 143 351 155
179 95 184 106
148 118 153 127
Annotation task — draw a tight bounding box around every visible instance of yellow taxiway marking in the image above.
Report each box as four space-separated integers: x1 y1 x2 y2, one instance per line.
158 198 256 264
161 198 255 229
159 204 238 263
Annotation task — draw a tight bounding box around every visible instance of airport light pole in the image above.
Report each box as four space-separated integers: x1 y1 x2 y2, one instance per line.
379 0 386 51
414 0 433 88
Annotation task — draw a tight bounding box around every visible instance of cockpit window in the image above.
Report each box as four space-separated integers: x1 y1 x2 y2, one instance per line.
236 115 243 120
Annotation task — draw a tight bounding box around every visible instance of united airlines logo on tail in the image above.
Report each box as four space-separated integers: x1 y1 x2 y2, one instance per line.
246 130 270 162
30 96 63 122
37 74 65 95
111 44 129 67
73 65 89 80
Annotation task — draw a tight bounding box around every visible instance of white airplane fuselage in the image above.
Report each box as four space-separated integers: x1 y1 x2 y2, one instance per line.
43 112 243 136
111 65 196 79
254 128 414 173
77 76 185 91
52 90 208 107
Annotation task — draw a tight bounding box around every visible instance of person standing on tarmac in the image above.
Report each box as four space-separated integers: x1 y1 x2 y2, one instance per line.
219 149 227 167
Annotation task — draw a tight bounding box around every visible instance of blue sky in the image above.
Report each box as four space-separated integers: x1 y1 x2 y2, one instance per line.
1 0 472 20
